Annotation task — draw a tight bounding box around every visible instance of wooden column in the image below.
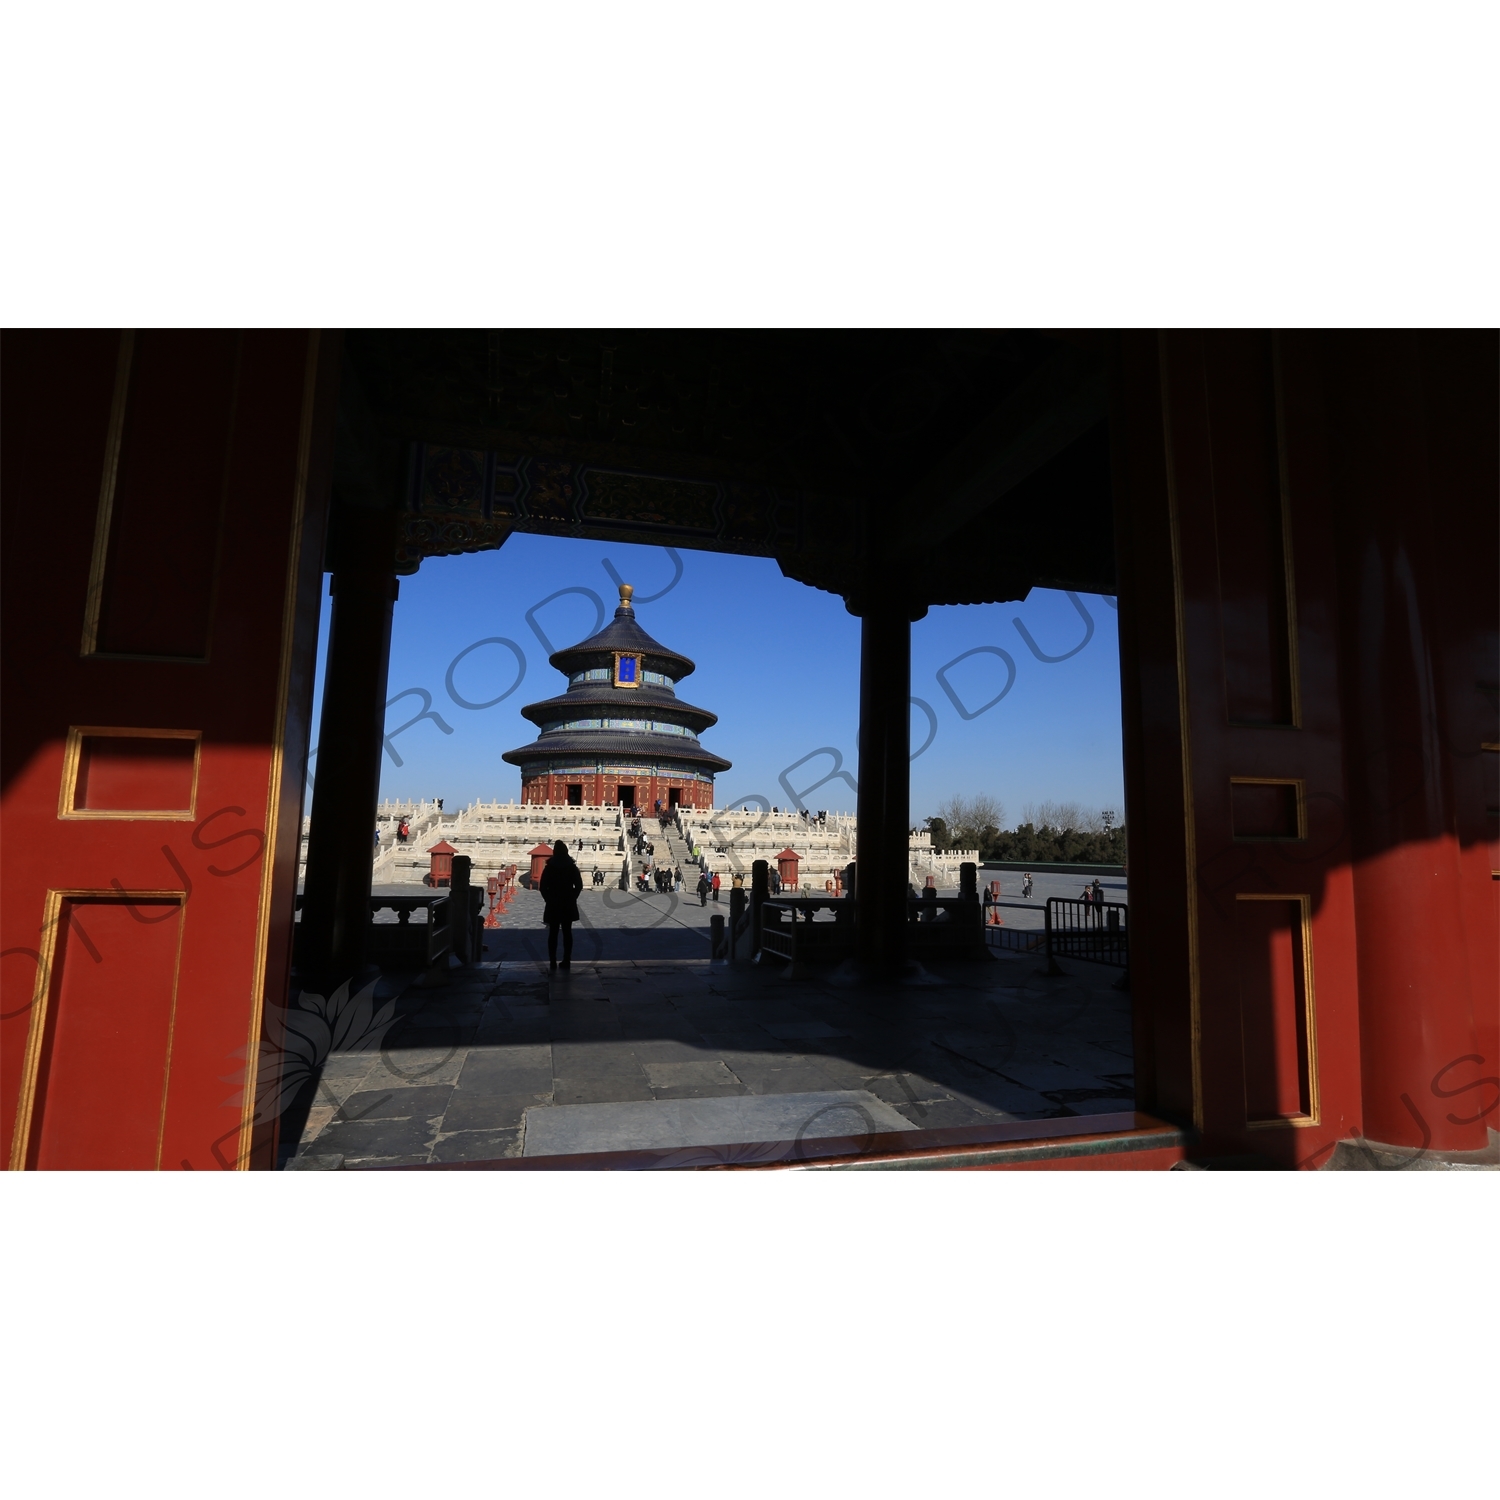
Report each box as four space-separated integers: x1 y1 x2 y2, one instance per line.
854 597 919 971
297 508 398 989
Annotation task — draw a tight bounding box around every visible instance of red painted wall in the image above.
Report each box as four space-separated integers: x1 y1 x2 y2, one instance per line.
520 773 713 810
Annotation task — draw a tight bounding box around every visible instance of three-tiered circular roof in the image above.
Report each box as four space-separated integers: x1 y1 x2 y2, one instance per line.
502 584 731 780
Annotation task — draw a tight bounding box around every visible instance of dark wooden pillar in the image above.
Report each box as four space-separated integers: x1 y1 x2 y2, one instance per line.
854 598 920 971
297 508 399 989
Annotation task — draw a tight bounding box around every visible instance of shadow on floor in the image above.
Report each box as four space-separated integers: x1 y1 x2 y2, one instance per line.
282 944 1136 1168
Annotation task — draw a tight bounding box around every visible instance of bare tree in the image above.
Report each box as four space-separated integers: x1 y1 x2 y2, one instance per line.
933 793 1005 849
1022 800 1107 833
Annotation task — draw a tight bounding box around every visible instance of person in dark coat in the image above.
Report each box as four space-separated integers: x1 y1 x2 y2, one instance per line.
539 839 583 971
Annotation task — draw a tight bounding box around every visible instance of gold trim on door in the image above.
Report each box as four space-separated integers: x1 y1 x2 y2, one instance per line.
1228 776 1307 840
79 332 136 658
8 888 188 1171
1269 333 1303 729
1235 892 1320 1129
236 332 322 1172
56 726 202 821
1158 333 1204 1132
78 330 241 665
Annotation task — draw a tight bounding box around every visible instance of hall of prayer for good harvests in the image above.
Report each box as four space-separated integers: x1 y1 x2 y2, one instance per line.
502 583 730 811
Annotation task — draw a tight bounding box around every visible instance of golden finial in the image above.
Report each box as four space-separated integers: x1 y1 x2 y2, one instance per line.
619 583 634 607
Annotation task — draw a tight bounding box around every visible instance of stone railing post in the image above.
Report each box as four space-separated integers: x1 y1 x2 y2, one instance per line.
450 855 473 965
751 858 769 957
729 885 747 960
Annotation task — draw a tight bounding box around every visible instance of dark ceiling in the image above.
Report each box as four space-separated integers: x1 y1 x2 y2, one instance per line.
338 330 1117 611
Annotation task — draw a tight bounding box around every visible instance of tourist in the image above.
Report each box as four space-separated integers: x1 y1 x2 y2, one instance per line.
675 865 683 892
697 871 711 906
539 838 583 972
1091 878 1105 919
1022 872 1034 899
982 884 995 924
710 871 721 902
374 825 382 847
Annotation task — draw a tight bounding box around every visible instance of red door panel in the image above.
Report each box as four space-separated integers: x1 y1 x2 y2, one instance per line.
2 330 336 1170
1157 330 1363 1164
22 897 183 1170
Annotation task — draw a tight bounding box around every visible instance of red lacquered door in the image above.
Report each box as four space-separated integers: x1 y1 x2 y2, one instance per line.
2 330 336 1170
1160 330 1365 1164
1126 329 1497 1163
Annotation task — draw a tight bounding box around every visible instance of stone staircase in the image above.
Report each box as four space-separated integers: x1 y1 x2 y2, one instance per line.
657 823 695 875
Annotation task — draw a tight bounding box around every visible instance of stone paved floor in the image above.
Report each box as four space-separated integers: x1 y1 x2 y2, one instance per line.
482 886 723 961
284 928 1135 1167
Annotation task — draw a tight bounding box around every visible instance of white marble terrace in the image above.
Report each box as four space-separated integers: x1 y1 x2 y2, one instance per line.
297 799 978 890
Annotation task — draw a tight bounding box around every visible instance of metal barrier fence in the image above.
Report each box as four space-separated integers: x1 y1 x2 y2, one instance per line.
983 897 1129 970
1049 896 1128 967
983 901 1050 955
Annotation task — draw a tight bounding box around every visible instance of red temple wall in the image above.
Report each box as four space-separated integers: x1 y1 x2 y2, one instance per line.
520 772 714 810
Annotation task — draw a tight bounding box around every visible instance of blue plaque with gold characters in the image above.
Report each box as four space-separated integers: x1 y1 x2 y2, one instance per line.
613 651 640 688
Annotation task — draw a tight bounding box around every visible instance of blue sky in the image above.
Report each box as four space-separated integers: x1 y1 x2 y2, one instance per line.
308 535 1124 827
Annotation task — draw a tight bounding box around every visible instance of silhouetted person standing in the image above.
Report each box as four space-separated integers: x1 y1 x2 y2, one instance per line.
540 839 583 972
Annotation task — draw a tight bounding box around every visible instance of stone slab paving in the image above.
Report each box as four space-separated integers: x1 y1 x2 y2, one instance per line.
483 887 722 962
284 936 1135 1168
521 1090 916 1157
